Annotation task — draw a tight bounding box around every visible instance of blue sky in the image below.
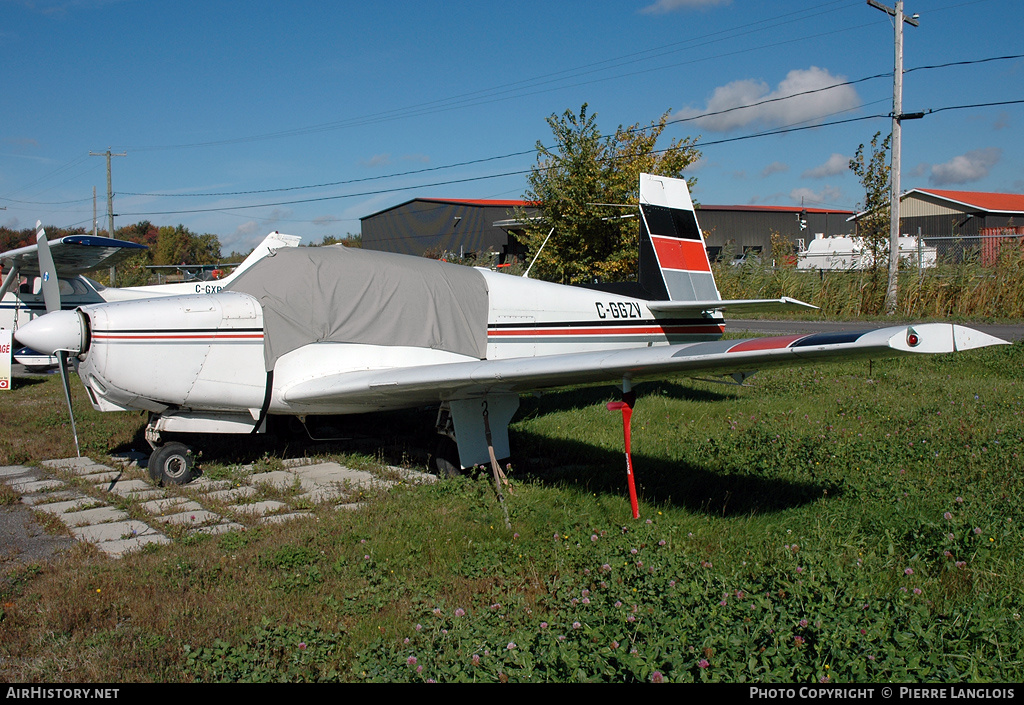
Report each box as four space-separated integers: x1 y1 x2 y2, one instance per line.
2 0 1021 254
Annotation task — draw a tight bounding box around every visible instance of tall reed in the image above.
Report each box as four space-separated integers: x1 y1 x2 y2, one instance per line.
712 241 1024 320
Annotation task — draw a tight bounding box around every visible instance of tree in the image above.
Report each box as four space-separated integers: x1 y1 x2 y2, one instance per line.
306 233 362 248
517 104 700 284
153 225 221 266
849 131 892 280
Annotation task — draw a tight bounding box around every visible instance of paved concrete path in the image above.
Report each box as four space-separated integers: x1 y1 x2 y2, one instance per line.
1 456 435 559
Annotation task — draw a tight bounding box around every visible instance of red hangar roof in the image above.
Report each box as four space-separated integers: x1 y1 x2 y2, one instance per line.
908 189 1024 214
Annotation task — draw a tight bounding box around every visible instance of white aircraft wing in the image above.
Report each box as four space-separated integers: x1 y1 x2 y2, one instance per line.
1 234 148 276
282 323 1007 409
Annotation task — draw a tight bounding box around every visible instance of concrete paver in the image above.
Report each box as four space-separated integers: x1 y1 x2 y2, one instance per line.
2 455 438 559
70 519 160 544
58 506 130 527
0 465 35 478
100 534 173 558
9 479 64 494
203 486 259 502
29 496 101 515
19 489 90 506
154 509 224 526
229 499 289 516
140 497 203 515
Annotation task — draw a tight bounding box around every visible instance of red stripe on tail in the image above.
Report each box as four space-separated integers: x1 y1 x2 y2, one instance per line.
651 236 711 272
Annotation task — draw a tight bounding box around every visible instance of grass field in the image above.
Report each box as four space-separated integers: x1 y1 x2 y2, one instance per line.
1 338 1022 683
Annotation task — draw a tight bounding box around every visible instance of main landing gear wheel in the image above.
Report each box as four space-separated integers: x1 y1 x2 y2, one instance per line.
429 435 462 479
148 442 198 486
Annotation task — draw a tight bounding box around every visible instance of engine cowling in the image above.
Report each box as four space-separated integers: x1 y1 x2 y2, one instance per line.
76 292 268 413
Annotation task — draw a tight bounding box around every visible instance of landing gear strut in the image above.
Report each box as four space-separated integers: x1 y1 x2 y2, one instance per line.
429 404 462 478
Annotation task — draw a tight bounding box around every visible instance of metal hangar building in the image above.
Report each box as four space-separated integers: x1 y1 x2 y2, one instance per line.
359 197 856 264
695 204 856 261
894 189 1024 237
360 197 537 263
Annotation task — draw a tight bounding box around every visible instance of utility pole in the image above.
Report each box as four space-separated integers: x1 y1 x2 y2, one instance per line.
90 148 126 284
868 0 919 315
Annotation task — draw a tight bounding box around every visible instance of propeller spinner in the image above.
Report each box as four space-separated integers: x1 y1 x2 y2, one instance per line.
13 309 86 357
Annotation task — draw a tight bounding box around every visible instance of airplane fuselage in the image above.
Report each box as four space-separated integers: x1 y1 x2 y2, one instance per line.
73 268 725 419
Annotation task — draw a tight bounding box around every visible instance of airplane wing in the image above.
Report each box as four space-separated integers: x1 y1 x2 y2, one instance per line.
281 323 1008 409
1 234 148 276
648 297 818 316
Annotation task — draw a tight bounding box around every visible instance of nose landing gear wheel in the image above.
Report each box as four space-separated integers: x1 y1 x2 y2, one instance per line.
147 442 198 486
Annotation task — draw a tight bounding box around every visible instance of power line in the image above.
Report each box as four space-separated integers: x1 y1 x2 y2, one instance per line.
926 98 1024 114
113 52 1024 203
115 111 890 218
119 150 536 198
113 90 1019 221
116 1 856 153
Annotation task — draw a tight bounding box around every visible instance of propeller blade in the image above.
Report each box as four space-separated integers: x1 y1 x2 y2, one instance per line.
57 351 81 458
607 387 639 519
35 221 80 457
35 221 61 315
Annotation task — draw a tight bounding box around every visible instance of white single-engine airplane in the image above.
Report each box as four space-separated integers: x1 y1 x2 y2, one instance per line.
14 174 1008 516
1 228 300 367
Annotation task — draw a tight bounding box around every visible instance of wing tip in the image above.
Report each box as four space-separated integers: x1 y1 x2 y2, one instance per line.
886 324 1010 354
951 324 1011 351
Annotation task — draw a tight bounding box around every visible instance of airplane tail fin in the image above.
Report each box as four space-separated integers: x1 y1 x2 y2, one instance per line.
637 173 721 303
637 173 817 317
218 232 301 284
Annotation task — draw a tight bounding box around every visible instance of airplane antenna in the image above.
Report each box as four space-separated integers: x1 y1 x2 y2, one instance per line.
523 227 555 279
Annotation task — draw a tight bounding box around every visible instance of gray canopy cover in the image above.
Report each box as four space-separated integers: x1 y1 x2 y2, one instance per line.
226 246 490 371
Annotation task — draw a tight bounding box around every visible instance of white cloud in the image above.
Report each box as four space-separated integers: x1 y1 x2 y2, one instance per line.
929 148 1001 186
908 162 930 178
232 221 260 239
790 185 842 206
674 67 861 132
684 155 710 172
223 221 261 253
761 161 789 177
802 153 849 179
640 0 731 13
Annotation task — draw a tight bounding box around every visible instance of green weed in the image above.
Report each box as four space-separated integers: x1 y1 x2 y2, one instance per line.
1 343 1021 682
